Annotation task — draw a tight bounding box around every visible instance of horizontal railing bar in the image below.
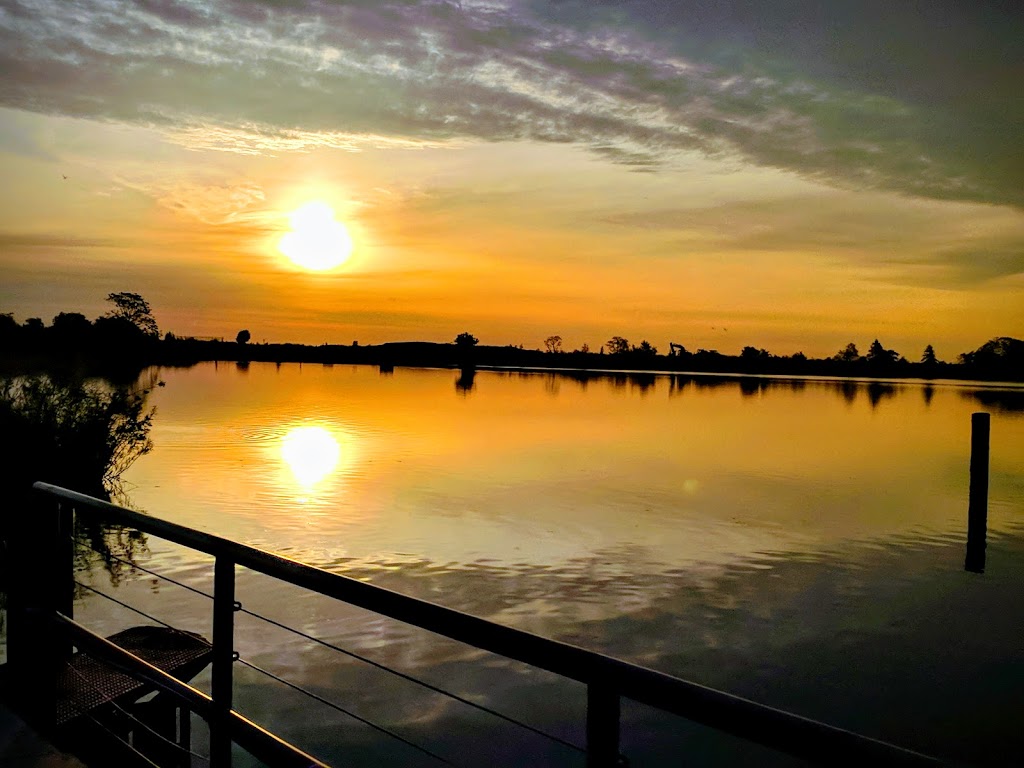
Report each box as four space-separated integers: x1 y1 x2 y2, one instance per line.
52 613 329 768
40 483 940 766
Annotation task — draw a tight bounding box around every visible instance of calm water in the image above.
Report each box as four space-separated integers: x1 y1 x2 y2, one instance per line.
70 363 1024 765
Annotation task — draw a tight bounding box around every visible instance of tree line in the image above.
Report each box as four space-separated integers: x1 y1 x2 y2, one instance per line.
1 292 161 373
2 293 1021 382
518 334 1023 381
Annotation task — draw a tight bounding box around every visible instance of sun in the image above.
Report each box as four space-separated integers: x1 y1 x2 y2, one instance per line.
278 201 354 271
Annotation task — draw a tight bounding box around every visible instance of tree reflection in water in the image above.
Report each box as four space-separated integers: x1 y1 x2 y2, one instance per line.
0 372 157 600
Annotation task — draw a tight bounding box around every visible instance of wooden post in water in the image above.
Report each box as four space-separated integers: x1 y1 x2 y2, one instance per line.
965 412 990 573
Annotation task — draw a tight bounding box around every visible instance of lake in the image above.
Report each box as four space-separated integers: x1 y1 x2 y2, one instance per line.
65 363 1024 765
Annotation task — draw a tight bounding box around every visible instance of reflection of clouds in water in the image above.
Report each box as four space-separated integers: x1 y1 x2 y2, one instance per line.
219 528 1024 766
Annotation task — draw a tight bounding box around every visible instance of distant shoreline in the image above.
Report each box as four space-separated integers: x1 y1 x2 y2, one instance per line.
151 338 1024 385
3 336 1022 385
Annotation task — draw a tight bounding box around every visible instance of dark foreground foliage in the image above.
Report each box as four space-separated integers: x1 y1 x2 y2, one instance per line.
0 374 154 498
0 374 156 595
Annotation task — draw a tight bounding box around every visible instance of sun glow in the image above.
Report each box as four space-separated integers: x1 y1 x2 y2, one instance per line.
278 201 353 270
280 425 342 487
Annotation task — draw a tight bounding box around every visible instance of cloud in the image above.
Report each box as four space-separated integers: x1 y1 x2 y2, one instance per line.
0 232 123 249
109 175 269 225
604 191 1024 288
164 123 447 155
883 238 1024 288
0 0 1021 206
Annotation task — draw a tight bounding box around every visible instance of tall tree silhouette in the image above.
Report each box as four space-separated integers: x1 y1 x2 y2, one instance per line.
633 340 658 356
606 336 630 354
959 337 1024 378
866 339 898 365
105 292 159 338
835 342 860 362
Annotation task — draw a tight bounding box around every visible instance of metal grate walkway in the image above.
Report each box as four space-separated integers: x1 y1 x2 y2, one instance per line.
56 626 212 727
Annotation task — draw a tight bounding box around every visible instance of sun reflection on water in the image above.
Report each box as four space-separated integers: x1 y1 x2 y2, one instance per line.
280 425 343 490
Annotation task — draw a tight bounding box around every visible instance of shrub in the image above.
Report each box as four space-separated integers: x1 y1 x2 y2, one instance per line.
0 374 154 500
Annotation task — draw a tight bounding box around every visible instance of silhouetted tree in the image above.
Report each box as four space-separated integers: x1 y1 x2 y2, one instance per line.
544 335 563 353
866 339 898 365
741 346 771 362
93 314 147 348
693 349 724 366
52 312 90 333
835 342 860 362
579 343 590 354
454 331 479 347
0 314 18 354
236 329 251 345
606 336 630 354
633 340 658 356
958 337 1024 379
0 312 16 340
105 292 159 338
921 344 937 365
51 312 92 347
19 317 45 350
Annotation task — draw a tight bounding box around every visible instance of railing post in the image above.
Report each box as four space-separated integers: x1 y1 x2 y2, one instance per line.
965 412 991 573
211 556 236 766
54 501 76 622
586 684 621 768
6 489 74 730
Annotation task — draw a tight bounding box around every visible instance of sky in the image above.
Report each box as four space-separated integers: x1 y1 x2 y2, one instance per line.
0 0 1021 359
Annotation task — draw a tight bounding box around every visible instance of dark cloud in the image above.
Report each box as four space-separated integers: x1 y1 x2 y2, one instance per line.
0 0 1021 206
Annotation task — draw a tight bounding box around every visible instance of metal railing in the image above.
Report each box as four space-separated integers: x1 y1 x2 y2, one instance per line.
8 482 944 767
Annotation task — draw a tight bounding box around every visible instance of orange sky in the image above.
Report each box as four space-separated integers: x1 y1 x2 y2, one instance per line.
1 2 1022 360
